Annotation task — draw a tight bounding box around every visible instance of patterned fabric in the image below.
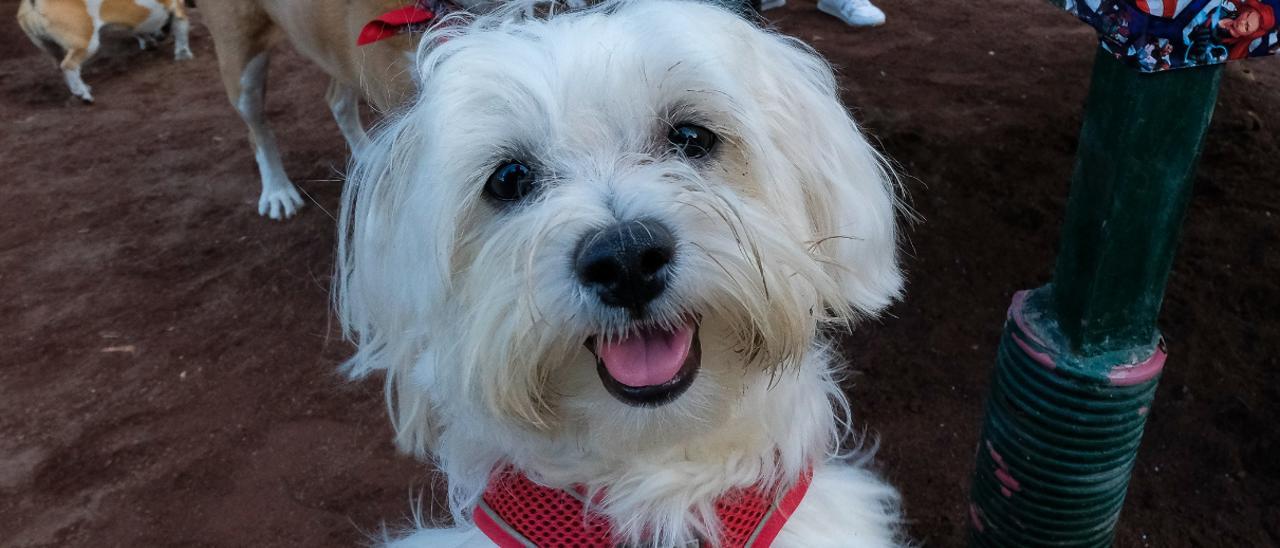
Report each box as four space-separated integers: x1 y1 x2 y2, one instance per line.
474 467 812 547
1053 0 1280 71
1132 0 1196 17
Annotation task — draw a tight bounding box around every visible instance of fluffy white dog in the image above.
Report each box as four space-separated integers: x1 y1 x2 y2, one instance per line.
336 1 906 546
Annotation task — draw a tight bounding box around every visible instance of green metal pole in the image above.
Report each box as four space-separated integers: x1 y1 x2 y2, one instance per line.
968 49 1222 547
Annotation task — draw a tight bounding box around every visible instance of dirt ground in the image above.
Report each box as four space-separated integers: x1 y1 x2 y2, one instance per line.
2 0 1278 546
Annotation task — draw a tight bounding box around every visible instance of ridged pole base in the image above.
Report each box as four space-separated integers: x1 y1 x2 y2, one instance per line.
969 288 1164 547
967 47 1220 546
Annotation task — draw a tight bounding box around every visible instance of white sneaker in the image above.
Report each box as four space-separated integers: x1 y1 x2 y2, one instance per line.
817 0 885 27
760 0 785 10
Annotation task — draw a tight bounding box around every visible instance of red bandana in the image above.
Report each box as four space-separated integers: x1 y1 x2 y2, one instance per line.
357 1 438 46
474 467 811 547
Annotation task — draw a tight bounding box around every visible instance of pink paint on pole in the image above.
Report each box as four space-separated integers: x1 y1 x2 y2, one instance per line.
1108 341 1167 386
970 504 985 532
995 468 1021 491
1009 291 1050 347
1011 332 1057 370
1001 486 1013 498
1009 291 1057 370
987 441 1006 469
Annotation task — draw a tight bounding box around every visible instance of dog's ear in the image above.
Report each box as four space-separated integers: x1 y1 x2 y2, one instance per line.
336 118 456 456
747 32 904 319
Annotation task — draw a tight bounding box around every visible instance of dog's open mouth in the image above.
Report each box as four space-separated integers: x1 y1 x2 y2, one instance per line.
586 317 701 407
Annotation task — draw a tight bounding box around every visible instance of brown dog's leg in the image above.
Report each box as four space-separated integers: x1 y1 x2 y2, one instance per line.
326 79 371 155
204 6 303 219
60 46 94 103
170 0 193 60
26 0 97 102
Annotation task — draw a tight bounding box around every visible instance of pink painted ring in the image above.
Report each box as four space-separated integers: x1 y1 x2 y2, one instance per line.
1008 291 1057 370
1107 340 1166 386
1008 290 1166 386
1009 290 1051 348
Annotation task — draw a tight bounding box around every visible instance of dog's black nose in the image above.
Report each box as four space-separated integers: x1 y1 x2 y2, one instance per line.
575 219 676 315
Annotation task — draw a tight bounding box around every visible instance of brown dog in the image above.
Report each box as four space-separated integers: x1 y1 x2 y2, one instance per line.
200 0 434 219
16 0 193 103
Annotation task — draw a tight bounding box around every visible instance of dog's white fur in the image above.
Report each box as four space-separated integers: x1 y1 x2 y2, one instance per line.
337 1 906 546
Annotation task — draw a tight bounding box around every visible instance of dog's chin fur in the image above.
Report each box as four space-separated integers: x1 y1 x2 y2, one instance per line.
337 1 906 545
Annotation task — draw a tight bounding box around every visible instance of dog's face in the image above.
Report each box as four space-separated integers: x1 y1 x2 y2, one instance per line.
339 0 901 458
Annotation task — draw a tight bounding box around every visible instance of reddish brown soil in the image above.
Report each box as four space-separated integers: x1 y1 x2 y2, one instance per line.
2 1 1277 546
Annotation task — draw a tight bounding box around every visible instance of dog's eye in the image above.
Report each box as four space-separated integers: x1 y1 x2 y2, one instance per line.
668 124 717 159
485 161 536 202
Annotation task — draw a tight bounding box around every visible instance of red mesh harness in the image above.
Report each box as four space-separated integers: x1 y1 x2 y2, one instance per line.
474 467 812 547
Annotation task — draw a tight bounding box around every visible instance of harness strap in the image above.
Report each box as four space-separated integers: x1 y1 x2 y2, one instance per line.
475 467 812 547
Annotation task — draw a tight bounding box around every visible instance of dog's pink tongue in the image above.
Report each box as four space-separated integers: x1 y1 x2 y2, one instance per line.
597 322 695 387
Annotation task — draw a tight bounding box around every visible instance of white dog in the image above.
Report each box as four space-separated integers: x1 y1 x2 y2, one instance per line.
337 1 906 546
